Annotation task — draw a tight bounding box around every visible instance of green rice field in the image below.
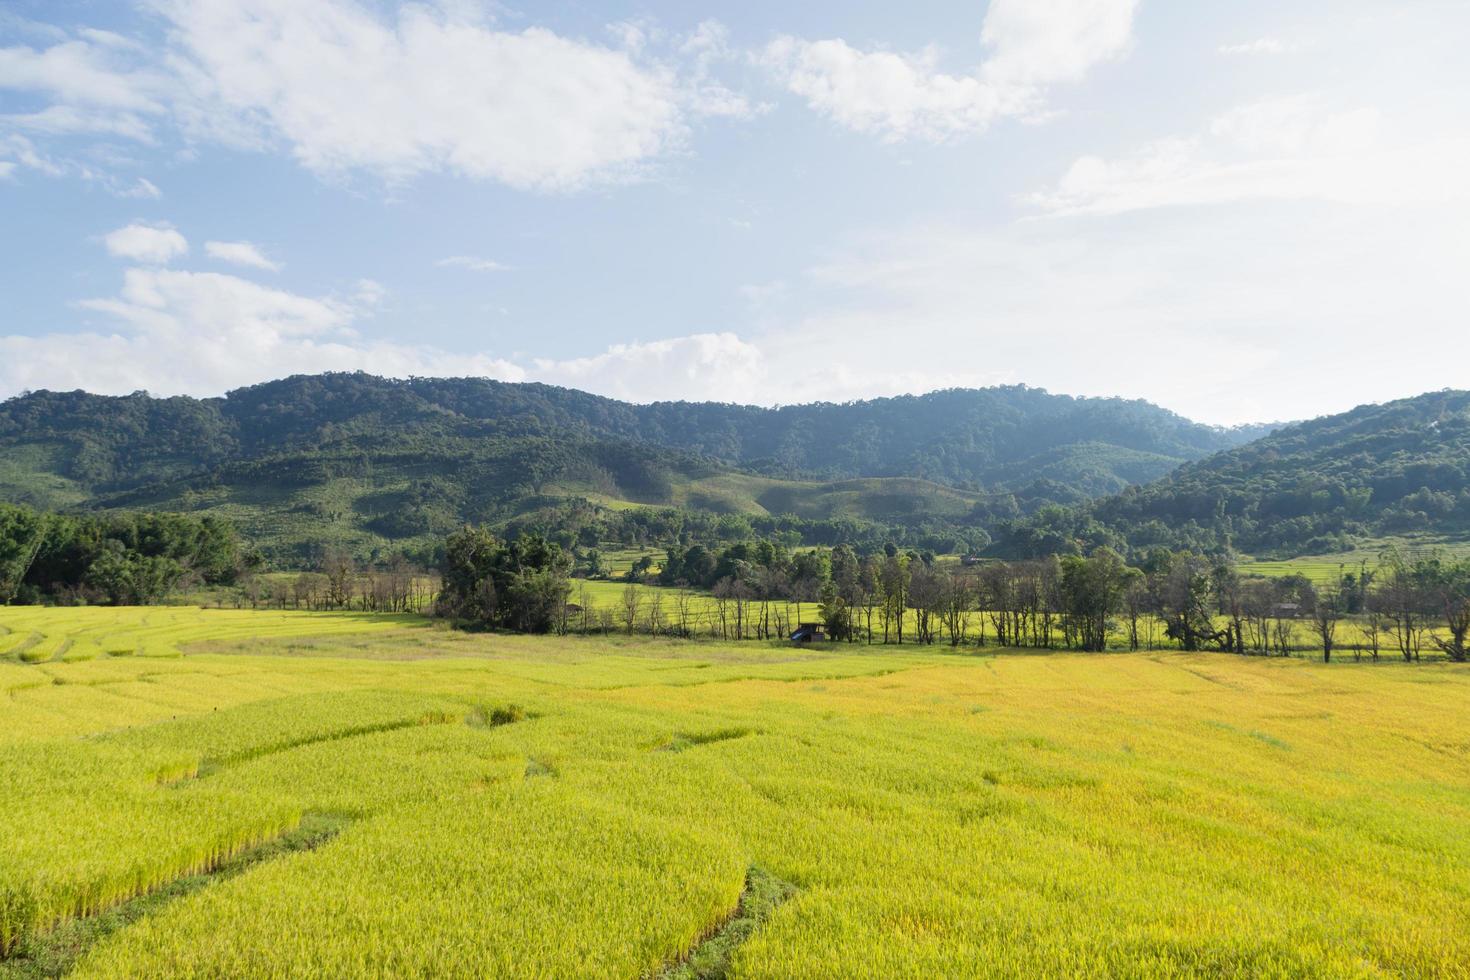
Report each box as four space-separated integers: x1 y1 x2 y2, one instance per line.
1 606 1468 976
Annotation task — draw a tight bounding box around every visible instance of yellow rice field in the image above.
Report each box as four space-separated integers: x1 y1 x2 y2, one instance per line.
2 606 1468 977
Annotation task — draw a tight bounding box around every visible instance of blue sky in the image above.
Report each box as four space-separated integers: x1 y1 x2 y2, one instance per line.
2 0 1467 425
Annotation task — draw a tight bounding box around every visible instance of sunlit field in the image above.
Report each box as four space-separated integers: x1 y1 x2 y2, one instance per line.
3 607 1468 977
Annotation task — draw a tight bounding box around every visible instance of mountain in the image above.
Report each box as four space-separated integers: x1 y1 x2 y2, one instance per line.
0 373 1267 560
998 390 1470 559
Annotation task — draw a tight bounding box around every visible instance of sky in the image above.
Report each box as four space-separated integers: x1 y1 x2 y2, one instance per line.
2 0 1468 426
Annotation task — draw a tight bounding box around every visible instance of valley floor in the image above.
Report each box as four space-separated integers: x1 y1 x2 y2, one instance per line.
1 608 1468 977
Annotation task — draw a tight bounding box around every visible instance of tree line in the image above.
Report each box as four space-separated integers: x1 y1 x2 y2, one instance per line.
434 523 1470 663
1 503 243 605
225 548 437 614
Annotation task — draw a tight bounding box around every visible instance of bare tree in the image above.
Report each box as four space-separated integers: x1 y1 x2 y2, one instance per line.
644 588 665 636
1305 584 1341 663
673 586 694 639
620 582 642 635
939 570 973 647
321 547 355 609
577 582 592 634
1361 603 1383 662
1380 557 1428 663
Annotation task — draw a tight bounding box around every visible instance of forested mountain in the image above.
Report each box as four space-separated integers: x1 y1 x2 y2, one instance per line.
0 372 1261 492
0 373 1268 561
998 390 1470 559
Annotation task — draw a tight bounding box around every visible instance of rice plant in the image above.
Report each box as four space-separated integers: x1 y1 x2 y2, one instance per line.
0 606 1466 976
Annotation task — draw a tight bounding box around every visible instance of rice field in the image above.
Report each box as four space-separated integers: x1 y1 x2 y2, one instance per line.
2 606 1468 977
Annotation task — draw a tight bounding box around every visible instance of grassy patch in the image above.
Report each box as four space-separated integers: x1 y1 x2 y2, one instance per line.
661 867 797 980
0 813 346 978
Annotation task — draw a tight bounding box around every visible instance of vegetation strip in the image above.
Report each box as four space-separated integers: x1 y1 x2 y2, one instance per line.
0 813 348 978
164 711 463 783
659 867 797 980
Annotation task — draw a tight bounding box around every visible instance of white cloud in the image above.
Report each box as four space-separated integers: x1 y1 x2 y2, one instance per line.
7 181 1468 428
739 199 1470 425
352 278 387 307
0 266 770 405
761 38 1003 142
121 176 162 199
1029 96 1470 215
0 104 157 142
533 333 765 403
0 267 525 398
437 256 510 273
980 0 1139 88
1219 38 1297 56
763 0 1138 141
0 36 168 113
205 240 281 271
0 131 162 197
0 133 62 177
149 0 692 190
102 222 189 264
1 4 749 192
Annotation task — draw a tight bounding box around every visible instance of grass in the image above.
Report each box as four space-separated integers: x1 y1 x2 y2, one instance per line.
1238 535 1470 584
662 867 798 979
0 813 347 979
0 607 1467 975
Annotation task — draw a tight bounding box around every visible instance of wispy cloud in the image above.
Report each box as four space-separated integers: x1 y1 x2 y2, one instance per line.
437 255 511 273
1027 96 1470 216
1219 37 1298 56
0 3 754 192
762 0 1139 141
102 222 188 264
205 240 281 271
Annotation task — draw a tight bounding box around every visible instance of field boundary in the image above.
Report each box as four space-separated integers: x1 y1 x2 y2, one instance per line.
658 866 797 979
0 813 348 976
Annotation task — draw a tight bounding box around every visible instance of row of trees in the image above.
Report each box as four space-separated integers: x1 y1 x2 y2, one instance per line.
227 551 437 614
1 504 244 605
504 499 990 566
556 536 1470 662
800 546 1470 662
427 523 1470 664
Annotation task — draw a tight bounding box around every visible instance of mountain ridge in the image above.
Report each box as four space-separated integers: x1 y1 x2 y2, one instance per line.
0 372 1279 561
996 388 1470 559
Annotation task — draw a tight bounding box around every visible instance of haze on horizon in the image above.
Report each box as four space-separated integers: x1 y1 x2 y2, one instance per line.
2 0 1467 427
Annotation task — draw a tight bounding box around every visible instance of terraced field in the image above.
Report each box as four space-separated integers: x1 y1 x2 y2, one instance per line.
2 607 1468 976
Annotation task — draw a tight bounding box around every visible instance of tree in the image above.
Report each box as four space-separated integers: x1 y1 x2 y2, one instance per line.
1121 575 1149 651
0 505 49 605
438 526 571 634
938 570 974 647
620 583 642 635
819 583 852 642
908 564 943 645
1428 559 1470 663
1379 553 1431 663
1305 583 1341 663
880 553 910 644
321 547 355 609
85 541 183 605
1155 553 1227 652
1058 549 1135 652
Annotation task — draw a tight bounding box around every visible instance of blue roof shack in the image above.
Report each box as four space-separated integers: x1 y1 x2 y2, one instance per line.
789 622 827 644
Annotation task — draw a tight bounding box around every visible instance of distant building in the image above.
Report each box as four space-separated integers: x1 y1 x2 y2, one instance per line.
790 622 827 643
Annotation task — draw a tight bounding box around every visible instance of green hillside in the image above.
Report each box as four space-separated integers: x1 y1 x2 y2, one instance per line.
0 373 1259 561
998 390 1470 559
